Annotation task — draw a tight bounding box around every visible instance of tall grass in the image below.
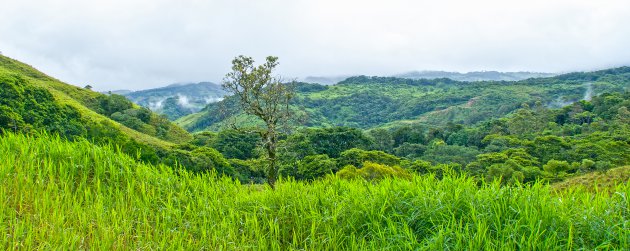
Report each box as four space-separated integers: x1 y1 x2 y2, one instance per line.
1 132 628 250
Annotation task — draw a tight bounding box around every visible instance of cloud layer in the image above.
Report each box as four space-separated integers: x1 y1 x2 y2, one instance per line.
1 0 629 90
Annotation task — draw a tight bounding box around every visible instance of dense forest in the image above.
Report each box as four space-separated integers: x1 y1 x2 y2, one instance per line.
186 91 630 185
177 67 629 131
1 54 628 249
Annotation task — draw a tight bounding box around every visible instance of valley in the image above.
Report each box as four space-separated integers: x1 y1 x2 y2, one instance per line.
0 54 628 249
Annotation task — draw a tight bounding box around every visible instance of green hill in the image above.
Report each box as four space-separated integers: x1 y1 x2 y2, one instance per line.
178 67 630 132
0 132 627 249
1 55 252 178
0 55 191 146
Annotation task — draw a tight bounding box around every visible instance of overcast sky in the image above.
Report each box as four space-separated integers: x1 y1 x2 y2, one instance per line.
1 0 629 91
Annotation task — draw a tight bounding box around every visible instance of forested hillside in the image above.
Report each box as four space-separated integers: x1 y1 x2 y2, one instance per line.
178 67 629 131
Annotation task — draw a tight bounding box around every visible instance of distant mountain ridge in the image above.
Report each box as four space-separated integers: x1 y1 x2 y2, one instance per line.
395 70 557 81
121 82 227 120
302 71 557 85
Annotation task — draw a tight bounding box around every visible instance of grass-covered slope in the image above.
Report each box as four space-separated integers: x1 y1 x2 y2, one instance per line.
178 68 629 132
0 55 191 147
1 132 627 250
553 166 630 193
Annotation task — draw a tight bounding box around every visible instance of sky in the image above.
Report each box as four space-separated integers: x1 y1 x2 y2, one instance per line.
1 0 629 91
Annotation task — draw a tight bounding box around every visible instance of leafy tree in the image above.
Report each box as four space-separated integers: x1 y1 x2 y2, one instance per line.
228 158 266 184
368 128 394 152
421 144 480 166
296 154 337 180
222 55 294 189
278 127 373 172
212 129 261 160
543 160 570 179
336 162 411 181
401 159 433 174
580 159 596 171
99 94 133 116
393 142 427 159
338 148 401 168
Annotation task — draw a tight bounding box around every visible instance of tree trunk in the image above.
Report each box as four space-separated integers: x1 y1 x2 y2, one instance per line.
265 132 278 189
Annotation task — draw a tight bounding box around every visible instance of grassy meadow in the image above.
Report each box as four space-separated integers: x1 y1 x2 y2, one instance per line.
1 132 628 250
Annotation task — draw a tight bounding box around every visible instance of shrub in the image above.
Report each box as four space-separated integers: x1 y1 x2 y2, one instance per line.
337 161 411 181
297 154 337 180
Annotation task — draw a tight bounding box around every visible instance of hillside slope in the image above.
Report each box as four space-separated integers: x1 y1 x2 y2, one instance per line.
0 55 191 148
177 67 630 132
553 166 630 193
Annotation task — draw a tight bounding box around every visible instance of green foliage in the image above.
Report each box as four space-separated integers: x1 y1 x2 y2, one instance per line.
282 127 373 159
393 142 427 159
0 55 244 180
401 160 433 174
543 160 570 179
210 129 261 160
161 146 236 176
296 154 337 180
0 54 192 147
0 73 86 138
336 162 412 181
228 158 266 183
421 143 480 166
1 132 628 249
222 55 294 188
553 166 630 194
338 148 401 168
94 94 191 144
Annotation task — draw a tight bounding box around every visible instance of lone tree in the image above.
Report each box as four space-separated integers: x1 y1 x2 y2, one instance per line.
222 55 293 189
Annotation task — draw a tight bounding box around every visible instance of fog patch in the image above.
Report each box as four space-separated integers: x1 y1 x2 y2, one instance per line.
204 96 224 104
176 94 193 108
583 82 593 101
148 98 166 110
548 82 596 108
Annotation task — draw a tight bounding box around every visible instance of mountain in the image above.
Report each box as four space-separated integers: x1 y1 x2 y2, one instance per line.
122 82 227 120
176 68 630 132
394 70 557 81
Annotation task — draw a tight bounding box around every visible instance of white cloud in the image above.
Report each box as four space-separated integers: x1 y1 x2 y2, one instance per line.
1 0 629 90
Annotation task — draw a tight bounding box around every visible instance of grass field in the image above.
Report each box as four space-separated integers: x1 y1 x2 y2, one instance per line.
1 132 628 250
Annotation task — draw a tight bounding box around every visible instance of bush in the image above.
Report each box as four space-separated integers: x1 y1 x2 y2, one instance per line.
337 161 411 181
338 148 401 168
297 154 337 180
543 159 570 179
